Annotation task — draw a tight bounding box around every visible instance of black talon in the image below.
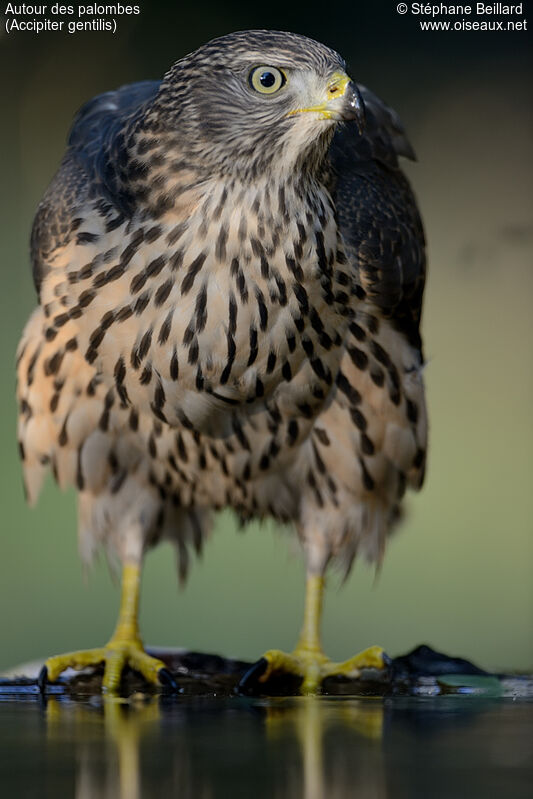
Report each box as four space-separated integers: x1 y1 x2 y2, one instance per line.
381 651 393 680
237 657 269 695
158 667 179 692
37 665 48 693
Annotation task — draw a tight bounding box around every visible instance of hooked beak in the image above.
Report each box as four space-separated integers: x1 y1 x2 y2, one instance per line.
288 71 366 134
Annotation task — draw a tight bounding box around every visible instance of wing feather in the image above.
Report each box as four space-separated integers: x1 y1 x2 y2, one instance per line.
30 81 160 296
328 85 426 351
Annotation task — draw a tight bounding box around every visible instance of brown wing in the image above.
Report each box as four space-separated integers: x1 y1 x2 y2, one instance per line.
328 84 426 352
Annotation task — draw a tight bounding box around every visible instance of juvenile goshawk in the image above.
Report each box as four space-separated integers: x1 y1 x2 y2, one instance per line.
17 30 427 694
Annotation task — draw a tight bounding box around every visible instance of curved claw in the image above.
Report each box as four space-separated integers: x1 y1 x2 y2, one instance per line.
158 667 179 692
37 665 48 694
237 657 269 695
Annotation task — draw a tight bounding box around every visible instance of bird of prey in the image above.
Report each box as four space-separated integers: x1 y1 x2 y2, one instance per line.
16 30 427 694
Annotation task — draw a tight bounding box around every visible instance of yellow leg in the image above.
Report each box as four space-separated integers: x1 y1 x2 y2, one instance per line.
41 562 177 694
242 574 387 694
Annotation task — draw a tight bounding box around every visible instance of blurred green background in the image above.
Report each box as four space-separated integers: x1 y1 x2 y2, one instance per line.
0 1 531 673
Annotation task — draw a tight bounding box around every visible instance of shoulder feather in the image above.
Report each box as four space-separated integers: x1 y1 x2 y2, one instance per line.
328 86 426 350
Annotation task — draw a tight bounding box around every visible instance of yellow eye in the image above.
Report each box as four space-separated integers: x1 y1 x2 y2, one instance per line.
249 66 287 95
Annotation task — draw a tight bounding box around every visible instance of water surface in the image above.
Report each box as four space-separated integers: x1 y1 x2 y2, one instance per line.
1 694 531 798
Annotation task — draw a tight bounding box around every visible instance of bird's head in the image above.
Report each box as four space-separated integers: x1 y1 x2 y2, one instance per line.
150 30 364 180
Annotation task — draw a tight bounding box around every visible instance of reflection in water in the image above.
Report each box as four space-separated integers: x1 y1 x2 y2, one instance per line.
29 693 532 798
46 698 154 799
44 695 384 798
46 697 213 799
266 698 385 799
80 700 159 799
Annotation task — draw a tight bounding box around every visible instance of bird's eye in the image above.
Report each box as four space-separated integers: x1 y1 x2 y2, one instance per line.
249 66 287 95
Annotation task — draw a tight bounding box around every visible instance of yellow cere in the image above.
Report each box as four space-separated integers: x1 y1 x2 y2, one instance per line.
288 70 352 119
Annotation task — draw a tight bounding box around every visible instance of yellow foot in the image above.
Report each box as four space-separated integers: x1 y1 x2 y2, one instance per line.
239 645 388 695
38 639 178 695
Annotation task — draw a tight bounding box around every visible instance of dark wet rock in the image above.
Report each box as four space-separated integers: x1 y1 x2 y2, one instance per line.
1 644 527 699
390 644 489 680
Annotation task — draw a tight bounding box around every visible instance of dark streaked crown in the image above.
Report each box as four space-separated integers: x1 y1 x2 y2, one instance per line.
172 29 345 75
